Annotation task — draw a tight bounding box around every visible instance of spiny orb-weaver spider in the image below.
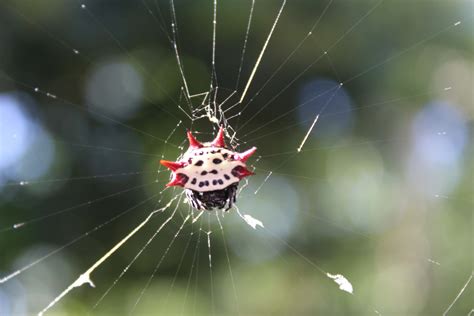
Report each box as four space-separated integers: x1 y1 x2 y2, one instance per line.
160 126 257 211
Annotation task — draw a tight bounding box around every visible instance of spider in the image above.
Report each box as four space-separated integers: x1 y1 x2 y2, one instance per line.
160 126 256 211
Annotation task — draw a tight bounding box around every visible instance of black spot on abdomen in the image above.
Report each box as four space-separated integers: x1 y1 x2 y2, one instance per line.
195 160 204 166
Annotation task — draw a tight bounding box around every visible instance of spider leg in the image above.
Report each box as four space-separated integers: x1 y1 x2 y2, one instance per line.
225 197 233 212
186 189 202 210
225 184 237 212
225 196 233 212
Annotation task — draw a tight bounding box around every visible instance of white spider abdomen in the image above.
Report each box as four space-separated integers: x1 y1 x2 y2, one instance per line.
160 127 256 210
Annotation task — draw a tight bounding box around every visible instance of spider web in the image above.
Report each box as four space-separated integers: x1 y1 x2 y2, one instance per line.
0 0 472 315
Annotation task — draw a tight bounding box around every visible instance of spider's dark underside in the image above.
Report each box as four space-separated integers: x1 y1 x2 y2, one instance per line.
185 183 238 211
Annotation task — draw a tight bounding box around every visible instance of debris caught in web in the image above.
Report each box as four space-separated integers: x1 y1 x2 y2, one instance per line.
326 273 354 294
241 214 264 229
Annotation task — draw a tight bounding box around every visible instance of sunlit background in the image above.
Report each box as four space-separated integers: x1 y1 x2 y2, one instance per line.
0 0 472 315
